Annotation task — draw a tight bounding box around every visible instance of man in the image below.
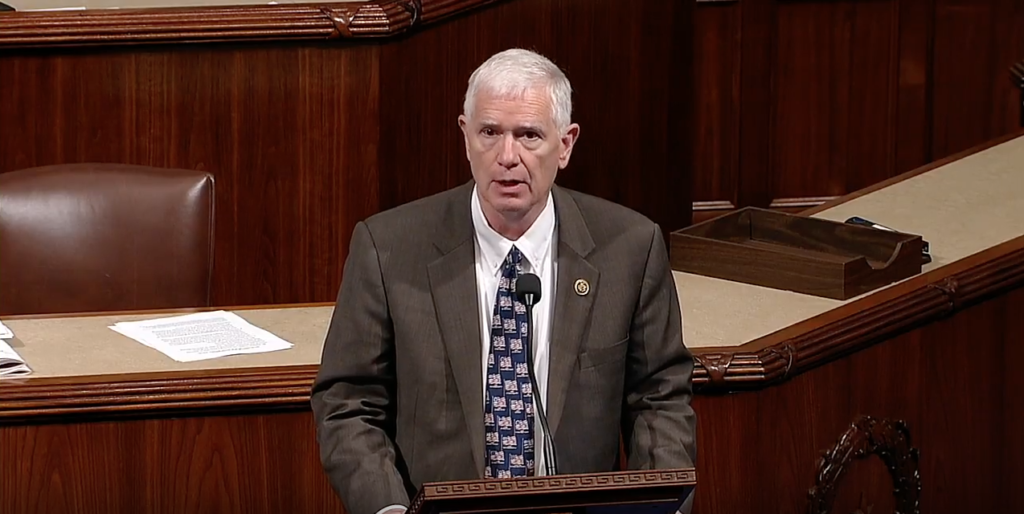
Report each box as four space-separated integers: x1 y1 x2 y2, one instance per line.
311 48 696 514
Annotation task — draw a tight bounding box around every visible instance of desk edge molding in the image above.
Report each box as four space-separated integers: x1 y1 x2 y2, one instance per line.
0 0 506 49
691 234 1024 393
1 240 1020 415
0 365 320 421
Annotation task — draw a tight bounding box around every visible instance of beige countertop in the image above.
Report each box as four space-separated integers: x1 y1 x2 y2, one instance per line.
3 306 332 379
678 134 1024 348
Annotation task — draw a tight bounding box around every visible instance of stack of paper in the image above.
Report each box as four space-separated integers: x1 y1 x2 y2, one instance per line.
0 319 32 377
109 310 294 363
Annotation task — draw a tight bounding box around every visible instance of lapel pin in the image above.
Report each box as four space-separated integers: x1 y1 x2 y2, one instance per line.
574 279 590 296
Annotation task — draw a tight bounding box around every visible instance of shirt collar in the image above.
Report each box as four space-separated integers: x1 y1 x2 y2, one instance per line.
471 184 555 276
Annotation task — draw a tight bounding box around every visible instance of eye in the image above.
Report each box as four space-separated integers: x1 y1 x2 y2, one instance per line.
522 131 540 140
481 127 498 137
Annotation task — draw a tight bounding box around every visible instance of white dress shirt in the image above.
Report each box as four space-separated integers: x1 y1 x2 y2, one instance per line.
471 185 556 478
376 187 558 514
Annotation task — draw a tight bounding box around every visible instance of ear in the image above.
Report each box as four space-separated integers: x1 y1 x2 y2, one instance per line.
557 123 580 169
458 115 472 162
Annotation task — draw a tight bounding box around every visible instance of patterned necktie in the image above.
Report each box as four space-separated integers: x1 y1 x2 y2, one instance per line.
483 246 536 479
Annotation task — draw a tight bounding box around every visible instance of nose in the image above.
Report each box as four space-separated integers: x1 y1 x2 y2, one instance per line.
496 133 520 169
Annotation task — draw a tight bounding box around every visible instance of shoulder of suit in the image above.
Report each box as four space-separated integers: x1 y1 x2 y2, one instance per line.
358 185 465 244
558 186 659 234
355 184 661 248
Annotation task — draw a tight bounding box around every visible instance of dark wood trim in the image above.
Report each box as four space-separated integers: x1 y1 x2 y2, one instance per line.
418 0 505 24
693 232 1024 392
0 0 506 49
692 200 736 212
691 198 839 224
893 0 935 176
7 241 1024 413
0 365 320 421
691 201 736 224
689 132 1024 392
418 469 696 499
10 234 1023 413
768 196 838 209
735 0 777 209
808 416 922 514
4 231 1022 414
1014 59 1024 128
802 129 1024 216
5 236 1023 411
408 469 696 514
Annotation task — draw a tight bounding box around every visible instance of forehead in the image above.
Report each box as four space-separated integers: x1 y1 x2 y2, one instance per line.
471 87 555 127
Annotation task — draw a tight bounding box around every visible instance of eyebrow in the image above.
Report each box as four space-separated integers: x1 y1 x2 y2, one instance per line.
476 121 548 137
515 124 546 135
479 122 545 133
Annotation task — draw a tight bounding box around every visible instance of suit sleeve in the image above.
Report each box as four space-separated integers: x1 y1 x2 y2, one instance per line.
311 221 411 514
622 223 698 470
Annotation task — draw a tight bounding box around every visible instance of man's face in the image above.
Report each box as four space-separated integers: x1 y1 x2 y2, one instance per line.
459 86 579 225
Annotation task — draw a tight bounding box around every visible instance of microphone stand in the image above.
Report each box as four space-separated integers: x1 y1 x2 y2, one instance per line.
519 282 558 476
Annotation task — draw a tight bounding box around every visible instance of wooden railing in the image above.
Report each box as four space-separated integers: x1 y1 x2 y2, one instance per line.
0 0 505 48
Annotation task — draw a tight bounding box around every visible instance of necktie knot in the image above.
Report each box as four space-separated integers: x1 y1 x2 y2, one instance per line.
502 246 524 281
505 246 523 268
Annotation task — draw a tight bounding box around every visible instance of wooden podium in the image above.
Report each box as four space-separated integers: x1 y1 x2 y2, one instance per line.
407 469 696 514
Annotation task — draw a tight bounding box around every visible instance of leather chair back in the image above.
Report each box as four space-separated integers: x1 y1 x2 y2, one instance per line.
0 163 214 316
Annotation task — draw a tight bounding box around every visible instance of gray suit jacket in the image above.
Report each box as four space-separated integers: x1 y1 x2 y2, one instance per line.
311 182 696 514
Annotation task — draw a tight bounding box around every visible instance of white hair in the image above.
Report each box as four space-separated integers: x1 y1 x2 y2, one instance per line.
463 48 573 132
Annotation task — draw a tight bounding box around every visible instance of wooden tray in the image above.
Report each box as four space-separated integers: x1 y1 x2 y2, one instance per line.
669 207 924 300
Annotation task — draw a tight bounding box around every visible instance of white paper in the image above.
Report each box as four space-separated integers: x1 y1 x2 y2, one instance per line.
109 311 293 363
0 339 31 377
0 319 12 339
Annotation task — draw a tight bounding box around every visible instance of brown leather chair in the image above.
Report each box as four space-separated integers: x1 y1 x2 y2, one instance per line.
0 163 215 316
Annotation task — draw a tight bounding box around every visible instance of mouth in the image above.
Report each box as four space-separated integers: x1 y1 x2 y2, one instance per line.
495 179 526 188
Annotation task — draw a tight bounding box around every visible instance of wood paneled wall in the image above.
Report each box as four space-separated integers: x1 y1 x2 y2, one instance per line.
0 0 693 311
692 0 1024 222
1 409 345 514
0 0 1021 307
376 0 692 235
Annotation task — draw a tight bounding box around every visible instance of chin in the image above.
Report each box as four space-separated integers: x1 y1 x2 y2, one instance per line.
490 199 531 217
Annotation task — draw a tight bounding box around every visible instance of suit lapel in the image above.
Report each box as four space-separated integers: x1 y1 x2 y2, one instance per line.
426 182 485 477
547 186 598 437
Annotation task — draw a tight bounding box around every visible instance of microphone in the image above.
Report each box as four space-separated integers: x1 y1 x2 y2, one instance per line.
513 273 558 476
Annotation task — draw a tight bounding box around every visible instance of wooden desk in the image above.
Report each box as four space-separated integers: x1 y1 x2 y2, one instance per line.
683 131 1024 514
3 133 1023 513
0 306 343 514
